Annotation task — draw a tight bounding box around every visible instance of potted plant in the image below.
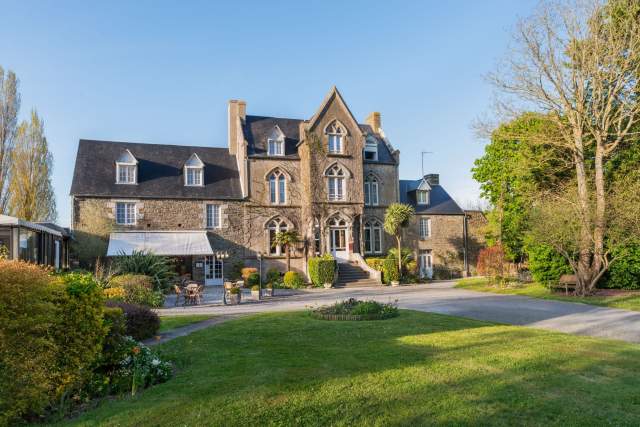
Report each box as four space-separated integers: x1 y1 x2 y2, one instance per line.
323 282 332 289
228 287 241 305
251 284 260 299
263 282 273 296
391 280 400 287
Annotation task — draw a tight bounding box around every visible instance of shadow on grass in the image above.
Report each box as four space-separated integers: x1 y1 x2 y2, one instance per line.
55 310 640 427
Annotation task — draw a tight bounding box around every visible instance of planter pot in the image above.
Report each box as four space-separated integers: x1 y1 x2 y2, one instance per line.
263 288 273 297
227 293 241 305
323 283 332 289
391 281 400 287
251 290 260 299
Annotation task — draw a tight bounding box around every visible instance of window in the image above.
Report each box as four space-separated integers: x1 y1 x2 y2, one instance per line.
267 217 288 255
268 169 287 204
364 175 379 206
18 229 38 262
268 138 284 156
417 190 429 205
419 217 431 239
184 153 204 186
116 202 136 225
326 165 346 201
206 204 220 229
364 138 378 161
115 150 138 184
364 219 383 254
326 121 345 154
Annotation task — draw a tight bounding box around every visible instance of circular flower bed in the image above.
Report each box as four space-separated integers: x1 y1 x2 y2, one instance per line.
311 298 399 321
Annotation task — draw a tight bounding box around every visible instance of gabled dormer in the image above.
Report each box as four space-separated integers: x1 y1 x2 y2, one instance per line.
416 178 432 205
364 135 378 161
115 149 138 184
184 153 204 186
267 125 285 156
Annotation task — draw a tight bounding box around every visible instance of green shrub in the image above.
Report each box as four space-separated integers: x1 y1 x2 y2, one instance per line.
526 244 571 287
283 271 304 288
266 267 281 284
229 261 244 281
308 254 336 287
387 248 414 274
251 285 260 291
381 258 400 284
109 274 164 307
229 287 241 295
313 298 399 319
247 272 260 287
365 257 385 271
604 242 640 289
105 301 160 340
241 267 258 281
113 250 176 292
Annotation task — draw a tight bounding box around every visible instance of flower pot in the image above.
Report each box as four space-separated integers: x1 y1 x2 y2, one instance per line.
227 293 241 305
391 281 400 287
323 283 332 289
263 288 273 297
251 290 260 299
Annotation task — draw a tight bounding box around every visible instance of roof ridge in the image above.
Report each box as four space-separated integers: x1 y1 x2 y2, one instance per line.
79 139 230 151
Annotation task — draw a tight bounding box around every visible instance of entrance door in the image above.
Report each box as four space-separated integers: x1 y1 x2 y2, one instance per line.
419 250 433 279
330 227 348 262
205 256 223 285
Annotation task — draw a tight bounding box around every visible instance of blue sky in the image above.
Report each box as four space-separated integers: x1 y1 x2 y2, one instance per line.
0 0 537 226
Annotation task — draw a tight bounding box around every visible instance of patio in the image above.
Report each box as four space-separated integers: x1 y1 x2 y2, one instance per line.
164 286 280 307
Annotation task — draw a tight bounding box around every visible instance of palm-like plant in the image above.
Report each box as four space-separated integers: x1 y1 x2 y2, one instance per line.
384 203 415 277
273 231 300 272
113 250 176 291
387 248 414 274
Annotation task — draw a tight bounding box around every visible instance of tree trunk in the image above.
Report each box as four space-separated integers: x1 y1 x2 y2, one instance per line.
573 134 593 296
397 236 402 278
590 141 606 293
286 245 291 272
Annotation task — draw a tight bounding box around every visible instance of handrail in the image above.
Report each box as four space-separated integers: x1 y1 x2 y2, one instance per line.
349 252 382 283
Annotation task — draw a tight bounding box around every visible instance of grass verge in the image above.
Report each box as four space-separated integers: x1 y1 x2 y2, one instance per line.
158 315 216 333
52 310 640 426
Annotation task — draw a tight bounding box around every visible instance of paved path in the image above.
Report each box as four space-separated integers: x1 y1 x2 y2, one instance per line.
143 315 242 346
157 281 640 344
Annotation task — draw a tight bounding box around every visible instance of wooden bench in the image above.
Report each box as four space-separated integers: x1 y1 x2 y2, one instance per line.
551 274 577 295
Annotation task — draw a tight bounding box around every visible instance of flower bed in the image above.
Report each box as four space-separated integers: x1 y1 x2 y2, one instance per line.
311 298 399 321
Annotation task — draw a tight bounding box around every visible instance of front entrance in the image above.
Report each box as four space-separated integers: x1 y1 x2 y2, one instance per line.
205 255 223 285
330 227 348 261
419 250 433 279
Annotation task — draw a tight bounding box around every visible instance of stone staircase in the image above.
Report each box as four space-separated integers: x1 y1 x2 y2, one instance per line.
335 261 381 287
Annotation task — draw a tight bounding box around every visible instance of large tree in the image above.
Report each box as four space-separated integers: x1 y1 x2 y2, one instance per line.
488 0 640 295
7 110 57 221
0 66 20 213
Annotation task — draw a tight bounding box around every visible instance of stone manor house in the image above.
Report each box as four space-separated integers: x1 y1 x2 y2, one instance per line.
70 87 475 285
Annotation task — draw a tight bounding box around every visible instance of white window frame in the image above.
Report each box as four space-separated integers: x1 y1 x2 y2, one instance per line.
364 220 383 254
116 163 137 185
364 176 379 206
419 217 431 239
364 139 378 161
268 170 287 204
115 202 136 225
267 138 284 156
185 167 203 186
417 190 429 205
206 204 221 229
267 218 288 255
326 121 345 154
326 165 346 201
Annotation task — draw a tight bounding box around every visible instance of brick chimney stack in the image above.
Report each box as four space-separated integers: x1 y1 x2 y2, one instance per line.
365 112 382 134
424 174 439 186
228 100 246 155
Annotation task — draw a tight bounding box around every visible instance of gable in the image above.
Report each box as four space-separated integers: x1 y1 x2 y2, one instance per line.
307 86 361 135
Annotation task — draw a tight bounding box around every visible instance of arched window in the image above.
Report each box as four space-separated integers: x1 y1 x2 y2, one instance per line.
326 165 346 201
364 175 379 206
364 219 383 254
326 121 345 154
268 169 287 204
267 217 288 255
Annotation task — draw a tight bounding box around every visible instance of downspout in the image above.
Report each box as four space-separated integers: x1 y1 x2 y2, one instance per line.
463 214 469 276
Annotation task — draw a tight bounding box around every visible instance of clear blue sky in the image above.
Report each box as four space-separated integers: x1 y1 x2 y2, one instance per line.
0 0 537 227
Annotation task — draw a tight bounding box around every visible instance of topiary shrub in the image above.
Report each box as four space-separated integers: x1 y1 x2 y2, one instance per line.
365 257 385 272
241 267 258 282
381 258 399 284
105 301 160 340
604 242 640 289
526 244 572 287
308 254 336 287
109 274 164 307
247 272 260 287
283 271 304 289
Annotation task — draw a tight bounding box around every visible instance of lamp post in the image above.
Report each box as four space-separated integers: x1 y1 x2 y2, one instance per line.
257 251 263 301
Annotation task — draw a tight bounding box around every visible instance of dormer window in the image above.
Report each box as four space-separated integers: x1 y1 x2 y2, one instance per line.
115 150 138 185
268 138 284 156
326 121 346 154
184 153 204 186
364 138 378 161
417 190 429 205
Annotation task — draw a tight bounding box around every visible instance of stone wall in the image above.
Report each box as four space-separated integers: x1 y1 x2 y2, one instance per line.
404 214 466 272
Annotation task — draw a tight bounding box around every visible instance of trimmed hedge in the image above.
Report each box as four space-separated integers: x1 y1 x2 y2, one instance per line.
105 301 160 340
526 244 571 287
381 258 400 284
308 254 336 287
365 257 385 272
283 271 305 289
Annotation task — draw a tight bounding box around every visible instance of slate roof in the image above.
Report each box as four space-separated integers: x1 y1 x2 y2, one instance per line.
399 179 464 215
70 140 243 199
243 115 397 164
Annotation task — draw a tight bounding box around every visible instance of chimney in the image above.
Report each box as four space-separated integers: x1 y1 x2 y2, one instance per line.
424 174 439 186
365 112 382 134
228 100 246 155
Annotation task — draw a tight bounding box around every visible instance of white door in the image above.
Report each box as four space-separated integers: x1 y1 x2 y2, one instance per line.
330 228 349 262
419 251 433 279
205 256 223 285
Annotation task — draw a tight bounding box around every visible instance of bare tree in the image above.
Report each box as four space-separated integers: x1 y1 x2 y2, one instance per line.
0 66 20 213
7 110 57 221
488 0 640 294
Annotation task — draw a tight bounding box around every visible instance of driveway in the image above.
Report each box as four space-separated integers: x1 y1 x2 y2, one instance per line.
160 281 640 343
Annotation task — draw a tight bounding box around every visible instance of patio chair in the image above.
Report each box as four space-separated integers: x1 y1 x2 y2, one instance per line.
173 284 183 307
196 284 205 305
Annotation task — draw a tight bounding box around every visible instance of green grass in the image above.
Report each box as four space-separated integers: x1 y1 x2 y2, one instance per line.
157 315 215 333
456 277 640 312
53 310 640 426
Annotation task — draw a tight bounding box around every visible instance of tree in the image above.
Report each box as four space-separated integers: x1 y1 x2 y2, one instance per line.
0 66 20 213
488 0 640 295
273 230 300 272
7 110 56 221
384 203 415 277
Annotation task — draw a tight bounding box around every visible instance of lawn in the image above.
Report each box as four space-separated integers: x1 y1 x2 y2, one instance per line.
54 311 640 426
158 315 216 333
456 277 640 312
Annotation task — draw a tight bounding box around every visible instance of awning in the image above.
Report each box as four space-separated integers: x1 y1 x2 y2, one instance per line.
107 231 214 256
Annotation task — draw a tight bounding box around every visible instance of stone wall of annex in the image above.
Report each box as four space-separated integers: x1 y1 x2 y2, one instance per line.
404 214 466 271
